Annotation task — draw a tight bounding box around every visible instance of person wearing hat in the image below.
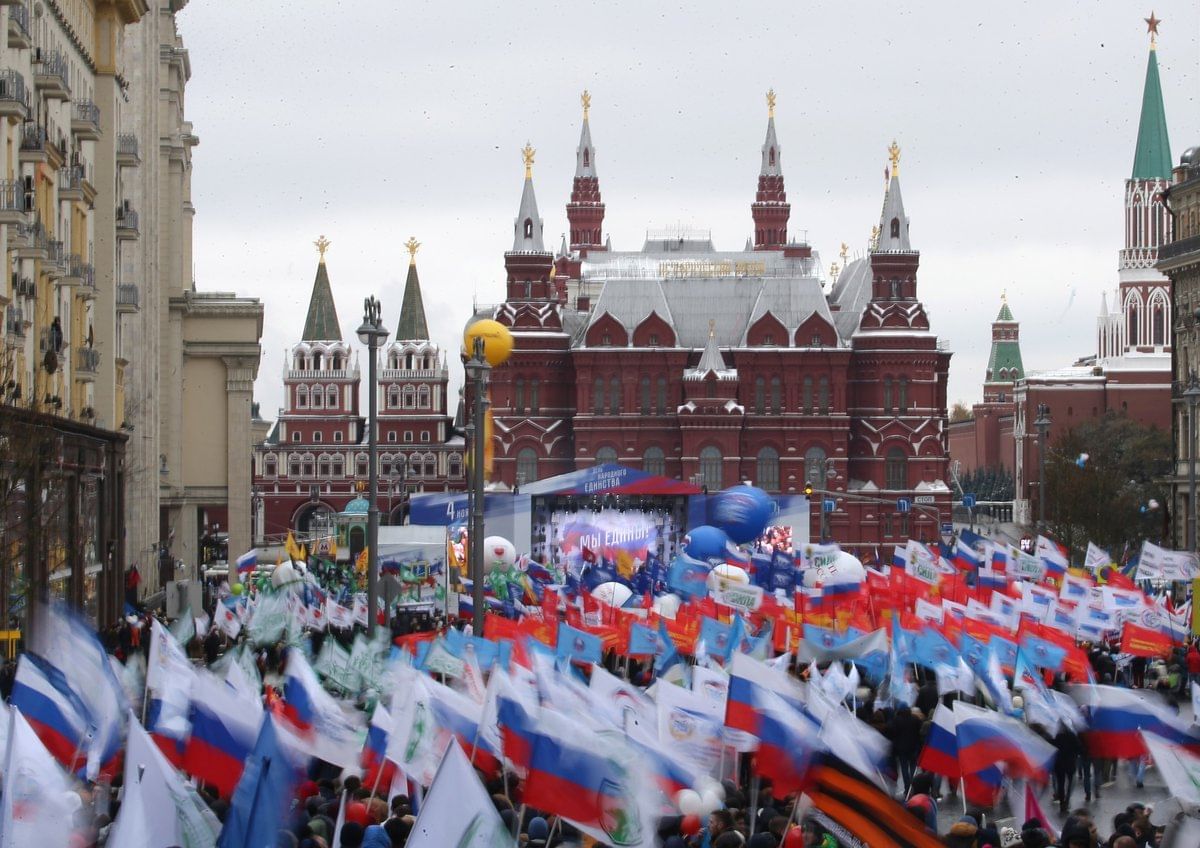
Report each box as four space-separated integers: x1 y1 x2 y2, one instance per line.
943 814 978 848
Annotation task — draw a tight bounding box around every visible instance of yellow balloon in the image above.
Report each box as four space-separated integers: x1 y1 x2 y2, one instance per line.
463 318 514 367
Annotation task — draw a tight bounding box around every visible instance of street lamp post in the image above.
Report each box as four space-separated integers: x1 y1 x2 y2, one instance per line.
356 296 389 636
1183 375 1200 551
1034 403 1052 532
463 337 491 634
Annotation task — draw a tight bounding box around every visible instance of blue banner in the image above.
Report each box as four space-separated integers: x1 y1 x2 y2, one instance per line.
667 554 711 599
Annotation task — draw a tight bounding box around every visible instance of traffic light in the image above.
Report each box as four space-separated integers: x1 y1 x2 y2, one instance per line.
803 482 814 497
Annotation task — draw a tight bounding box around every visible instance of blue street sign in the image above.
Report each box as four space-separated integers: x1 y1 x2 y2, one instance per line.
822 498 836 514
941 522 954 536
962 494 977 509
896 498 912 514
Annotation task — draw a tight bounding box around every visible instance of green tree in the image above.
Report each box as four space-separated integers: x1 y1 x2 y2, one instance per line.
1043 412 1170 561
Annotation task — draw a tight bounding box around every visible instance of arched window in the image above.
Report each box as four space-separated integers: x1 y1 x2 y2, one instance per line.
380 453 393 477
640 377 651 414
311 386 323 409
770 376 782 414
312 350 323 370
326 386 337 409
402 385 416 408
423 452 436 478
609 377 620 415
332 353 342 370
754 376 765 415
332 456 344 477
318 454 332 478
387 386 399 408
643 446 665 476
417 385 430 408
885 448 907 490
409 453 421 477
523 219 533 239
1128 305 1140 346
264 454 277 477
699 446 723 490
757 446 780 492
514 379 525 414
769 147 776 167
1153 304 1165 346
804 446 827 487
583 148 590 167
289 456 301 477
593 378 605 414
296 385 309 409
301 454 315 477
516 448 538 484
355 453 368 477
656 377 668 415
448 453 462 478
802 376 813 414
890 218 900 239
595 446 618 466
898 378 908 414
405 352 414 370
817 377 830 414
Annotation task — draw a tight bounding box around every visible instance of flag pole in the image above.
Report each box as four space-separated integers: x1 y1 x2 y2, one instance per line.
748 773 760 837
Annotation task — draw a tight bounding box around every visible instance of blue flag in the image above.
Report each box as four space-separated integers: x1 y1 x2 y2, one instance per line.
769 551 796 593
217 717 299 848
667 554 711 599
655 619 682 680
750 553 773 589
1019 633 1066 672
911 626 958 670
700 616 734 662
556 622 602 666
628 622 660 657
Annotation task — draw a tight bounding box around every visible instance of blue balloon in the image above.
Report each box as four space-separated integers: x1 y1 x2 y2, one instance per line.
682 525 732 561
708 485 775 544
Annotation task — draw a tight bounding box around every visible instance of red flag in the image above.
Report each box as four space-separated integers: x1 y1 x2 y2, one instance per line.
1120 622 1172 658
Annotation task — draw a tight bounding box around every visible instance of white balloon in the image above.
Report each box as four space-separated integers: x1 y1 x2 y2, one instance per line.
654 593 682 620
675 789 703 816
271 561 298 588
699 788 724 815
695 776 726 801
800 550 865 588
592 581 633 609
707 563 750 590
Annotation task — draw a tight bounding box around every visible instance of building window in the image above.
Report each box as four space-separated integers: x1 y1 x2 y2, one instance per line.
404 431 413 443
388 386 399 408
883 513 893 537
289 457 301 477
302 458 315 477
264 455 277 477
418 385 430 408
595 446 618 466
602 333 612 346
890 279 901 299
890 218 900 238
883 378 893 414
762 333 774 346
516 447 538 483
757 446 780 492
515 379 525 414
656 377 668 415
448 453 462 478
817 377 830 414
423 453 436 477
421 431 430 442
312 388 323 409
699 446 723 490
900 514 910 537
334 431 343 443
770 376 782 414
802 377 813 414
885 448 907 490
648 333 659 346
313 432 322 443
1128 305 1140 346
387 431 397 443
356 454 368 477
403 385 416 408
291 431 301 443
898 378 908 414
643 446 665 476
754 377 765 415
327 387 337 408
318 456 331 477
332 456 344 477
530 380 540 414
805 446 827 487
297 386 308 408
811 333 821 347
641 377 652 414
409 454 421 477
593 378 605 414
609 377 620 415
1153 305 1165 346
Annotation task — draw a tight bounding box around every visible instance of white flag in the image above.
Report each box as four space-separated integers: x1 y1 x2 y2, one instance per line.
326 599 355 630
107 716 219 848
0 709 76 848
1137 540 1200 581
387 667 444 785
1084 542 1111 571
214 601 242 639
406 741 508 848
1141 731 1200 807
147 619 196 740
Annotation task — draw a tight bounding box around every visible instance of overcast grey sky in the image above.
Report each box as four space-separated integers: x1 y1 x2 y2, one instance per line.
177 1 1200 420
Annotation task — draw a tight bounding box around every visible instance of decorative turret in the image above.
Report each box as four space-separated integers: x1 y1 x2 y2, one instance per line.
866 141 923 310
396 237 430 342
505 144 555 301
983 294 1024 402
751 89 790 251
567 90 606 256
874 141 912 253
1132 12 1171 181
301 235 342 341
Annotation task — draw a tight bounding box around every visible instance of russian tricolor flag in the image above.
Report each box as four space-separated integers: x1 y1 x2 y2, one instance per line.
184 672 263 796
235 549 257 575
752 689 821 793
950 539 983 573
428 678 502 778
725 652 804 736
916 703 960 778
1078 684 1200 758
9 654 89 771
361 702 396 790
953 701 1054 780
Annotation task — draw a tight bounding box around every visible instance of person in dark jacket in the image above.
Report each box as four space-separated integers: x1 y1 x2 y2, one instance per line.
889 707 924 792
1052 726 1081 812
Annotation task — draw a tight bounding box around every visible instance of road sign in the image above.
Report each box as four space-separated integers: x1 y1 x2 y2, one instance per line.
823 498 836 514
941 522 954 536
896 498 911 514
914 495 935 505
962 494 977 509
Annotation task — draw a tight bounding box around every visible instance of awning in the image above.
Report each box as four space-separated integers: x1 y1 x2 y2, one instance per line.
520 463 701 496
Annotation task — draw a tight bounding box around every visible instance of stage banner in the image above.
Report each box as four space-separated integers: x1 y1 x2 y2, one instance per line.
557 510 659 578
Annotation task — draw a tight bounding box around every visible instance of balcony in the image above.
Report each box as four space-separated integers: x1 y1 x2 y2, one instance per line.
75 347 100 379
63 254 94 293
71 101 100 140
116 283 139 313
44 239 66 278
116 133 139 167
1159 234 1200 268
12 220 47 260
13 277 34 299
33 50 70 101
116 202 139 239
4 307 24 339
7 5 29 50
58 166 84 202
0 179 24 225
0 69 27 118
18 123 45 163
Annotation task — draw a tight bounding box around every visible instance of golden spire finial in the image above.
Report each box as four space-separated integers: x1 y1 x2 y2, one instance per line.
522 142 536 179
581 90 591 120
1145 11 1161 48
887 140 901 176
830 261 840 280
549 264 557 282
708 318 716 338
766 88 776 119
404 237 420 266
314 234 331 263
1001 288 1008 304
839 241 849 263
870 225 880 250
